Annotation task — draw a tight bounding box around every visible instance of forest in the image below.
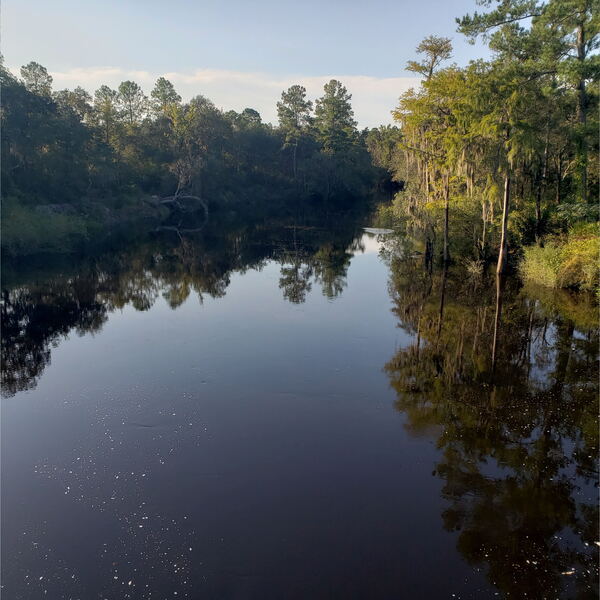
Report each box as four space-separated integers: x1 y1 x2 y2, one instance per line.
1 63 382 256
2 0 599 293
2 2 598 598
369 0 599 291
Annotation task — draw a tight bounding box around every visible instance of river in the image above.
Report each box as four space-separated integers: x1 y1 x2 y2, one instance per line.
2 206 598 599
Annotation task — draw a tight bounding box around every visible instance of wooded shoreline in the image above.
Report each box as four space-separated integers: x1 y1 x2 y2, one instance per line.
2 0 598 292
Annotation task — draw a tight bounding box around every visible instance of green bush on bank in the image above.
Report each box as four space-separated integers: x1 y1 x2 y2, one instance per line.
519 224 599 292
2 198 90 256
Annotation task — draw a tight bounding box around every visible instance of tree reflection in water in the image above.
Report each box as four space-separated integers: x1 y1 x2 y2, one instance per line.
1 208 367 397
384 249 599 599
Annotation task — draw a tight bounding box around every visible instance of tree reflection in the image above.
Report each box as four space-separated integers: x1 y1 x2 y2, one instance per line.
384 255 599 599
278 226 314 304
313 241 352 300
1 208 366 397
1 273 109 397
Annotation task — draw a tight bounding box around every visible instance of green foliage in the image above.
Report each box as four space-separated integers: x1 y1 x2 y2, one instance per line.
1 61 383 256
277 85 313 178
558 224 600 290
93 84 120 144
553 202 599 227
20 61 53 95
313 80 357 154
377 1 599 272
405 35 452 80
117 80 148 125
150 77 181 115
277 85 312 140
1 198 89 256
54 86 93 120
519 244 563 287
519 225 600 291
365 125 402 172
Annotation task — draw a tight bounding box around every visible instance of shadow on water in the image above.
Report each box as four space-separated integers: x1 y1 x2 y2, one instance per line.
383 239 599 599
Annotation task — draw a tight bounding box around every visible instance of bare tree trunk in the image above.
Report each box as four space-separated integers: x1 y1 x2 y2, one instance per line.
518 161 524 199
536 129 549 245
480 201 487 258
496 171 511 275
576 21 588 202
293 141 298 181
535 172 542 245
443 172 450 263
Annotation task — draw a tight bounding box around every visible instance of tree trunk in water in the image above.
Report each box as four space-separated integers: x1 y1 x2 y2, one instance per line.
496 171 510 275
436 265 448 340
552 321 574 393
491 273 504 376
424 236 433 273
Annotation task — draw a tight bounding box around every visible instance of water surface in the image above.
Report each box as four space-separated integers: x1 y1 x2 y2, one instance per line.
2 209 598 599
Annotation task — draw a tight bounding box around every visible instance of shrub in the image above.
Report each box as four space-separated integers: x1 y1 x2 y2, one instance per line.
559 235 599 290
519 224 599 292
463 258 485 278
519 244 563 288
1 198 89 256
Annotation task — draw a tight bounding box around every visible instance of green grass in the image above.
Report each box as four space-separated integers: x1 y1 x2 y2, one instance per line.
1 198 90 256
519 224 599 292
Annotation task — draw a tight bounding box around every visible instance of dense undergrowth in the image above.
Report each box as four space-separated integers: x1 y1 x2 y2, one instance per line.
519 224 599 293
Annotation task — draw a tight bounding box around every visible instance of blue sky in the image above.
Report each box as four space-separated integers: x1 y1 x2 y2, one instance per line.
4 0 489 127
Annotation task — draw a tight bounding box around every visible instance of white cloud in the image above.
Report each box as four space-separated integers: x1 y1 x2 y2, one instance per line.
13 65 420 128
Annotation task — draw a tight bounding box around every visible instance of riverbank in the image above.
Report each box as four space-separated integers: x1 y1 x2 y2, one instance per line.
1 195 171 257
2 188 385 260
371 197 600 295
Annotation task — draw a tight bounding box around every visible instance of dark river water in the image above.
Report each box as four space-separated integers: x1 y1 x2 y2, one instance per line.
2 207 598 599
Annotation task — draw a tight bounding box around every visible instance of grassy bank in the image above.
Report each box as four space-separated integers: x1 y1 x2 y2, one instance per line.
519 224 599 293
1 196 170 258
2 199 92 256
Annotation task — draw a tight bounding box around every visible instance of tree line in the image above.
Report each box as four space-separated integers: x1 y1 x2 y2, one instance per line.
368 0 598 288
2 58 385 255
